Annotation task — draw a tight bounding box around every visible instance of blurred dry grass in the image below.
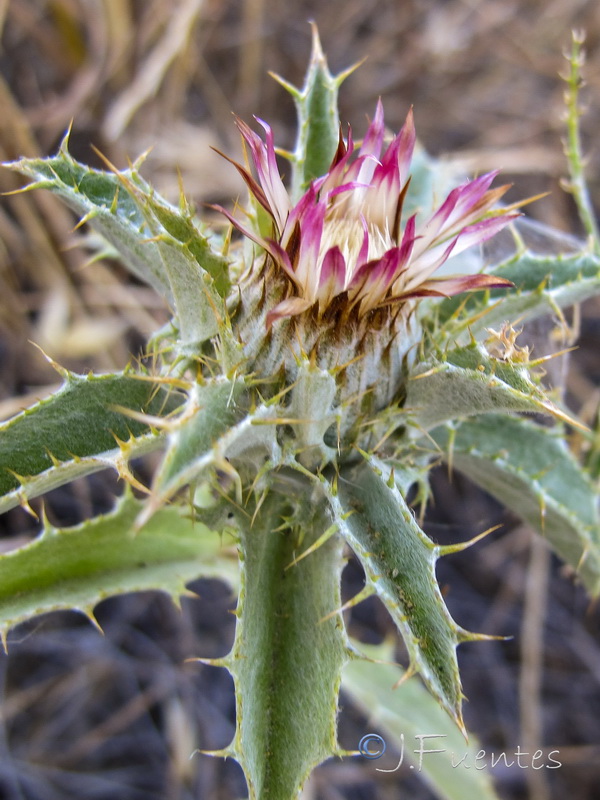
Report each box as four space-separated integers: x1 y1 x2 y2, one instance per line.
1 1 600 799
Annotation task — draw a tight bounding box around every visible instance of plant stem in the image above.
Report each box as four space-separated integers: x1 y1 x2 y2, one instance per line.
563 31 600 253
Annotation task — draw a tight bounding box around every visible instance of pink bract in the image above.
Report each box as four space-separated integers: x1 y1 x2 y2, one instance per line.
218 101 517 326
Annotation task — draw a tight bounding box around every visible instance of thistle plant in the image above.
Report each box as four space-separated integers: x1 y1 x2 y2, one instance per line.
1 28 600 800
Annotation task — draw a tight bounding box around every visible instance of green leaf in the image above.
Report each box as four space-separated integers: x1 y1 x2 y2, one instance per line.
149 378 282 511
432 415 600 595
154 234 225 348
143 192 235 352
0 371 181 514
405 343 565 431
330 457 468 729
275 26 354 200
228 493 348 799
436 251 600 336
0 493 238 640
491 251 600 293
8 142 233 352
148 195 230 297
8 146 173 300
343 642 501 800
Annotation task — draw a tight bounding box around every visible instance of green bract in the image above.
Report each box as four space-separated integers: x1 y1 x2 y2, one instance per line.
2 28 599 800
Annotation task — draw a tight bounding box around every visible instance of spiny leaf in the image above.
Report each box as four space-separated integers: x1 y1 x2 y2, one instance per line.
343 641 501 800
148 196 230 297
228 493 348 799
8 146 173 300
149 378 283 510
0 493 238 639
0 433 161 518
274 25 356 199
329 457 467 729
490 251 600 293
432 414 600 594
8 143 233 351
138 192 235 353
288 358 338 467
0 371 181 513
436 251 600 336
405 343 568 431
153 233 224 348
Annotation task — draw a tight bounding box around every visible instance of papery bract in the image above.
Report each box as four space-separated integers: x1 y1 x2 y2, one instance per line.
218 100 517 327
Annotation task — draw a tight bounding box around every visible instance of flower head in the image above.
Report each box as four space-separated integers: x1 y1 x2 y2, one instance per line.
219 100 516 327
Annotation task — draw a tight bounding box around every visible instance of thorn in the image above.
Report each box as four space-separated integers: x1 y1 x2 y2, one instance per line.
334 56 366 88
190 747 234 760
458 628 512 643
436 524 503 556
72 209 98 231
291 326 309 361
386 467 395 489
372 423 399 454
329 352 364 375
331 472 339 497
81 608 104 635
134 498 161 531
576 545 589 573
215 457 243 505
59 120 74 153
306 21 364 88
110 186 120 215
111 431 131 450
392 662 417 689
536 399 589 432
319 584 375 622
184 656 230 668
446 425 456 481
17 489 38 520
108 404 176 430
27 341 72 380
45 449 62 468
308 20 325 63
354 446 370 461
251 416 311 427
409 365 444 381
39 502 54 532
2 182 47 197
456 712 468 743
449 298 505 334
286 522 339 570
131 147 153 171
273 147 295 163
117 459 151 497
5 465 26 485
250 488 268 526
501 191 551 214
268 70 301 99
90 144 124 176
539 493 547 534
90 145 152 214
